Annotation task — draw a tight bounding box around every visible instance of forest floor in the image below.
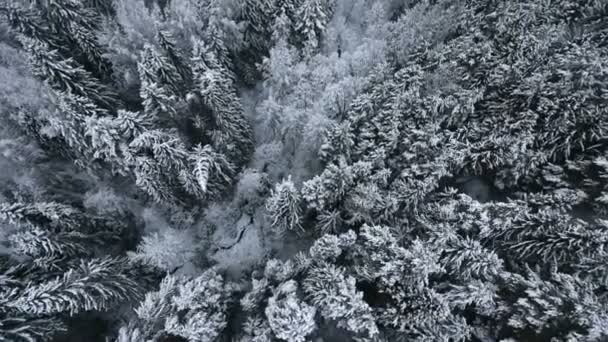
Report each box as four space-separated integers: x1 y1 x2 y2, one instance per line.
210 213 266 278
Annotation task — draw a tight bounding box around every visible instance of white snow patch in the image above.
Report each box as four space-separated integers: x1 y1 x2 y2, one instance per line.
210 214 266 278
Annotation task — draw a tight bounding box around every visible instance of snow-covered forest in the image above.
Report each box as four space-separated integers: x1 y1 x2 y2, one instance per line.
0 0 607 341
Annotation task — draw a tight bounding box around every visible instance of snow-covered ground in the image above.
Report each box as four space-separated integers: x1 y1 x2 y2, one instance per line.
210 213 266 278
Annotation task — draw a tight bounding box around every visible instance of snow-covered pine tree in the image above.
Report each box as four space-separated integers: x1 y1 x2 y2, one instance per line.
137 44 181 122
191 40 254 166
303 262 379 339
20 38 120 110
266 176 303 234
1 256 144 341
272 0 297 44
203 19 235 77
0 198 145 341
294 0 332 53
39 91 116 171
501 269 608 340
156 30 192 93
83 0 117 18
0 3 62 52
41 0 113 78
264 280 317 342
119 268 236 341
190 144 236 198
127 228 195 273
138 43 183 98
128 129 192 205
0 199 134 263
239 0 276 58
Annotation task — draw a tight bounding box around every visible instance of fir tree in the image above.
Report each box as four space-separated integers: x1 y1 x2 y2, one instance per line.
303 262 379 339
295 0 332 53
21 38 120 110
156 29 192 92
0 257 143 341
190 144 236 198
83 0 117 18
191 41 254 165
266 176 303 234
264 280 317 342
239 0 276 55
121 269 236 341
42 0 113 77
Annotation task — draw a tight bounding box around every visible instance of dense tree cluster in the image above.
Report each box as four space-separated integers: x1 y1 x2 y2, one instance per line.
0 0 607 341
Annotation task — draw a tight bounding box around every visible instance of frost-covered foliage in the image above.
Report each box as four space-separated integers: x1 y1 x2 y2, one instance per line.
119 268 235 342
265 280 317 342
266 176 302 234
127 227 195 272
2 0 254 209
0 255 145 341
1 0 608 341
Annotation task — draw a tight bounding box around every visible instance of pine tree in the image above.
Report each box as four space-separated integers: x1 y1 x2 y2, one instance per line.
502 269 608 340
42 0 113 77
0 314 65 342
122 269 235 341
3 0 115 81
203 19 235 75
1 257 143 341
190 144 236 198
21 38 120 110
125 128 207 206
5 257 140 316
191 42 254 165
233 0 279 84
264 280 317 342
295 0 331 53
271 6 294 44
303 262 379 339
239 0 276 55
127 228 195 273
0 3 62 51
83 0 117 18
138 43 183 97
301 158 380 224
239 316 273 342
266 176 303 234
0 200 129 266
131 156 179 206
157 30 192 92
51 91 103 143
308 230 356 261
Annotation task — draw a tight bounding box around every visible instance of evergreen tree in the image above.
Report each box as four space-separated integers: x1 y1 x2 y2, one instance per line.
21 38 120 110
127 228 195 273
239 0 276 56
266 176 303 234
0 255 144 341
303 262 379 339
121 269 236 341
0 4 61 51
156 29 192 92
42 0 113 77
264 280 317 342
191 41 254 165
502 269 608 340
295 0 332 53
138 43 183 97
83 0 117 18
190 144 235 198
